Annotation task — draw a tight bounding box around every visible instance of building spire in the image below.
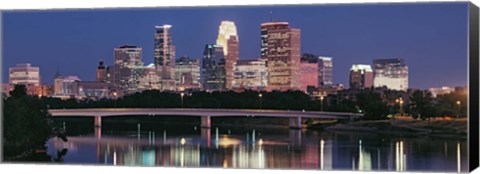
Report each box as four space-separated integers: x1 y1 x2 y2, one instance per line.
54 65 61 79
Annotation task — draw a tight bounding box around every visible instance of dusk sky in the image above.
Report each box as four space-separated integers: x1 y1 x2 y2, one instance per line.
2 2 468 89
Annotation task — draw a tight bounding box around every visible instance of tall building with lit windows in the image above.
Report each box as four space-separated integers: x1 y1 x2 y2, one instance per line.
263 22 301 91
260 22 290 60
96 59 107 82
154 25 176 91
373 58 409 91
175 56 201 90
232 58 267 90
350 64 373 90
202 44 225 91
301 54 333 87
216 21 239 89
114 45 144 94
9 63 40 86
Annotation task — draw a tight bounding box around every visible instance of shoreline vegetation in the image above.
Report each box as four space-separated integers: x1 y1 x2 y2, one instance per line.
307 116 467 139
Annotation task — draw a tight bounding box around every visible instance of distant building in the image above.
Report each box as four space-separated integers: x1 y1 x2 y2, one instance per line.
139 63 161 91
202 44 225 91
53 75 81 99
350 64 373 90
301 54 333 87
232 58 267 90
299 61 318 92
9 63 40 86
264 22 301 91
429 86 455 98
373 58 408 91
96 59 107 82
114 45 144 94
78 81 113 99
216 21 239 89
175 56 201 91
154 25 176 91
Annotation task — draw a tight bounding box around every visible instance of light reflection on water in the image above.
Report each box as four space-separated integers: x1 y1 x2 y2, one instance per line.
48 127 468 172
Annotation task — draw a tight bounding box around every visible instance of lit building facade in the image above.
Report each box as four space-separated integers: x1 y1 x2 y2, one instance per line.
202 44 225 91
175 56 201 90
53 75 81 98
301 54 333 87
299 61 318 93
9 63 40 86
114 45 144 94
232 58 267 90
429 86 456 98
373 58 408 91
264 22 301 91
139 63 161 91
78 81 113 99
154 25 176 91
350 64 373 90
260 22 290 60
216 21 239 89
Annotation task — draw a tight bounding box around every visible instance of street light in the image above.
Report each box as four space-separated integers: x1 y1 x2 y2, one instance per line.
258 93 263 109
180 92 185 108
113 92 117 109
396 97 404 116
320 96 324 111
456 100 461 118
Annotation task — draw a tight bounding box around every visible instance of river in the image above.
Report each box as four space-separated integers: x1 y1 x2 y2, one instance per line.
46 118 468 173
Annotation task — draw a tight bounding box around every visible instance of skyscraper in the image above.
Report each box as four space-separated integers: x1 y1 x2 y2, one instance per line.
202 44 225 91
301 54 334 87
260 22 290 60
300 61 318 92
9 63 40 86
175 56 201 90
216 21 239 89
154 25 176 91
263 22 301 91
114 45 144 94
96 59 106 82
373 58 409 91
349 64 373 90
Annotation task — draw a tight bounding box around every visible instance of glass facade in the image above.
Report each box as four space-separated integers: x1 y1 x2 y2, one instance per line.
202 44 225 91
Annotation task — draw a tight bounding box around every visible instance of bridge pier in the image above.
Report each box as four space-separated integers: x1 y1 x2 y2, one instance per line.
94 116 102 128
289 129 302 149
201 128 211 147
289 117 302 129
201 116 211 128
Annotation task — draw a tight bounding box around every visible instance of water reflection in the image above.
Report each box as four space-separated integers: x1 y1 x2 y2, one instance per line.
48 127 467 172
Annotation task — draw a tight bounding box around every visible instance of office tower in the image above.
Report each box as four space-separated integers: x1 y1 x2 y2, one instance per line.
175 56 201 90
232 58 268 90
114 45 144 94
263 22 301 91
216 21 239 89
96 59 106 82
139 63 161 91
350 64 373 90
202 44 225 91
301 54 334 87
9 63 40 86
154 25 176 91
260 22 290 60
300 61 318 92
318 56 333 87
373 58 409 91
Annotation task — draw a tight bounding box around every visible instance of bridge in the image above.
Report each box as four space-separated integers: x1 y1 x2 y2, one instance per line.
48 108 363 129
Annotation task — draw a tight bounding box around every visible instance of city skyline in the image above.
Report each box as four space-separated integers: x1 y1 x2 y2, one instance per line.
3 2 468 89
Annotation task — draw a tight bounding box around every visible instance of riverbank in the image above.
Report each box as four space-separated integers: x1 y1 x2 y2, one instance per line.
311 117 467 139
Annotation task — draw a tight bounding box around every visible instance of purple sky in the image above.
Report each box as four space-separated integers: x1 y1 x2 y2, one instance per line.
2 2 469 89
